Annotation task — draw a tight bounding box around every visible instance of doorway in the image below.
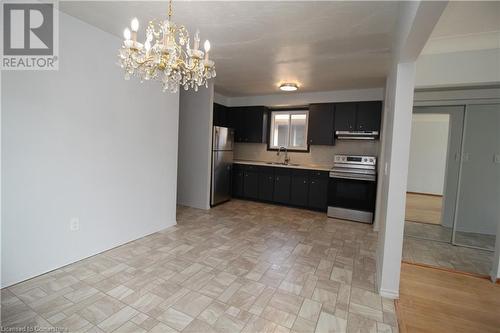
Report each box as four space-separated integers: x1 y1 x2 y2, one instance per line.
403 104 498 276
404 107 462 244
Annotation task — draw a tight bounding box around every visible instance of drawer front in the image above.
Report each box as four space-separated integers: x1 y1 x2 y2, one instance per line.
309 170 329 179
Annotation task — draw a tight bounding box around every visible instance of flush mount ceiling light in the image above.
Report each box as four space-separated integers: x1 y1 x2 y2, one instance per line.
279 83 299 92
118 0 216 93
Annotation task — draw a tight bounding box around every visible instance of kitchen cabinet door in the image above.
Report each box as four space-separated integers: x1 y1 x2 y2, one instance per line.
245 106 268 143
243 170 259 199
229 107 245 142
308 103 335 145
213 103 227 127
232 164 244 197
308 173 329 211
258 171 274 202
334 102 357 131
356 101 382 132
273 169 291 204
290 172 309 207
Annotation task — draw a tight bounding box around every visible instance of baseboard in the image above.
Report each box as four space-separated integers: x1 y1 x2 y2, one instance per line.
379 288 399 299
403 261 491 280
406 191 443 197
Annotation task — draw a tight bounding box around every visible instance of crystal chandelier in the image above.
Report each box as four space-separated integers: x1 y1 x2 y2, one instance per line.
118 0 216 93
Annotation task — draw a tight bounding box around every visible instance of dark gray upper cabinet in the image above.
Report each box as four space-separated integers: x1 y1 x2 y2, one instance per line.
213 103 229 127
334 103 357 131
334 101 382 133
356 101 382 131
229 106 268 143
308 103 335 145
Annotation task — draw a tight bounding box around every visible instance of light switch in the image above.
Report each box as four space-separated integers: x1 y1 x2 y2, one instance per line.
494 154 500 164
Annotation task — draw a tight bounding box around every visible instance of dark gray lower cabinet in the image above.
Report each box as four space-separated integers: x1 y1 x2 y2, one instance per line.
258 171 274 202
273 169 291 204
232 164 244 197
290 170 309 207
308 173 329 211
243 171 259 199
232 164 328 212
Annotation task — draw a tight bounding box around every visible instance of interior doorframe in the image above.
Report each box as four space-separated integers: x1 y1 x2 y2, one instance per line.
410 105 465 238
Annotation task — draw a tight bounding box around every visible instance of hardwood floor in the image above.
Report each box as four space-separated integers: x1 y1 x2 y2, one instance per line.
405 192 443 225
396 262 500 333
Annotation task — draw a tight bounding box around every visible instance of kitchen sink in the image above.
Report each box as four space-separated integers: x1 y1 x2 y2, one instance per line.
265 162 301 166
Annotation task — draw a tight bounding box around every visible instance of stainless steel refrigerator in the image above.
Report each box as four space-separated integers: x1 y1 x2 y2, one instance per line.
211 126 234 206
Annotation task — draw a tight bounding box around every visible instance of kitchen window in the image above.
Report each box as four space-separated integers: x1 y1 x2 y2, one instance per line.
269 110 309 151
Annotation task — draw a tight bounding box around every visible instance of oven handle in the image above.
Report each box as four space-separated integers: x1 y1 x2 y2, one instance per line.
329 172 376 182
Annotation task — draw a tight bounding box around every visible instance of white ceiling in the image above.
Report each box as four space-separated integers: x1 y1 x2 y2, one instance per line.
60 1 400 97
422 1 500 55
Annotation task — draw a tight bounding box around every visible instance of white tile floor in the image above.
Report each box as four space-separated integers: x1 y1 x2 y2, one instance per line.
1 200 398 332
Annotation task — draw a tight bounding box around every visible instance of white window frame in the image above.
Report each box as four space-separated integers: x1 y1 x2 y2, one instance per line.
269 110 309 151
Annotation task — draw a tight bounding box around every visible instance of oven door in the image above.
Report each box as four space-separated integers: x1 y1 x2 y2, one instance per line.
328 173 377 223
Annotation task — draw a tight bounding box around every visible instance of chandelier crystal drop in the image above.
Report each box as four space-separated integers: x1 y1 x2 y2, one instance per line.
117 0 216 93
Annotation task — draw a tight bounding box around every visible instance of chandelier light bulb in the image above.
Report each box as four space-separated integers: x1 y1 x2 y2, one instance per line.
131 18 139 32
144 40 151 52
123 28 131 40
204 40 211 52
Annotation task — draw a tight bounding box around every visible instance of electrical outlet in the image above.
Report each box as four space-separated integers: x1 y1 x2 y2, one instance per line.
494 154 500 164
463 152 470 162
70 218 80 231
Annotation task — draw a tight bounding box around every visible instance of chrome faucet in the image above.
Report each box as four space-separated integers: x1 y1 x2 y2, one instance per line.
277 146 290 165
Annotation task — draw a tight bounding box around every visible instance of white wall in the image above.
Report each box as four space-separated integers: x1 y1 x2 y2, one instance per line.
407 114 450 195
217 88 384 107
375 1 447 299
1 12 180 287
177 83 214 210
455 104 500 235
416 49 500 88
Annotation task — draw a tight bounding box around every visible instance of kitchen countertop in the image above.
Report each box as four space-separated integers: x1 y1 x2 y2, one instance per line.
234 159 332 172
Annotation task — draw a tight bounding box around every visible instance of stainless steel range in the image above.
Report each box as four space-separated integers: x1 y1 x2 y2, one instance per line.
327 154 377 223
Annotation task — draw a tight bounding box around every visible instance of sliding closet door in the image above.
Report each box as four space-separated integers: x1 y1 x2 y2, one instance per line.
453 104 500 252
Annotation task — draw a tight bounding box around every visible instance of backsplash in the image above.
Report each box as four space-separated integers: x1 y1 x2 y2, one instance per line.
234 141 379 167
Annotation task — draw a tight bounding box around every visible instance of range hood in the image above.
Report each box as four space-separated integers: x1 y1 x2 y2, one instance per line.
335 131 379 140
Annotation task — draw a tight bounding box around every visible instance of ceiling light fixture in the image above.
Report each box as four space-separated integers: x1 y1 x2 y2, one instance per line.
118 0 216 93
279 83 298 92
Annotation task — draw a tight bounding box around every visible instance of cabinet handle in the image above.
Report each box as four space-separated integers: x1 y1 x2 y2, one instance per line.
311 181 315 184
303 180 307 184
276 177 279 181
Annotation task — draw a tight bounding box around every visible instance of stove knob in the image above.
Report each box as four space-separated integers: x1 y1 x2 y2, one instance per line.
363 158 367 162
